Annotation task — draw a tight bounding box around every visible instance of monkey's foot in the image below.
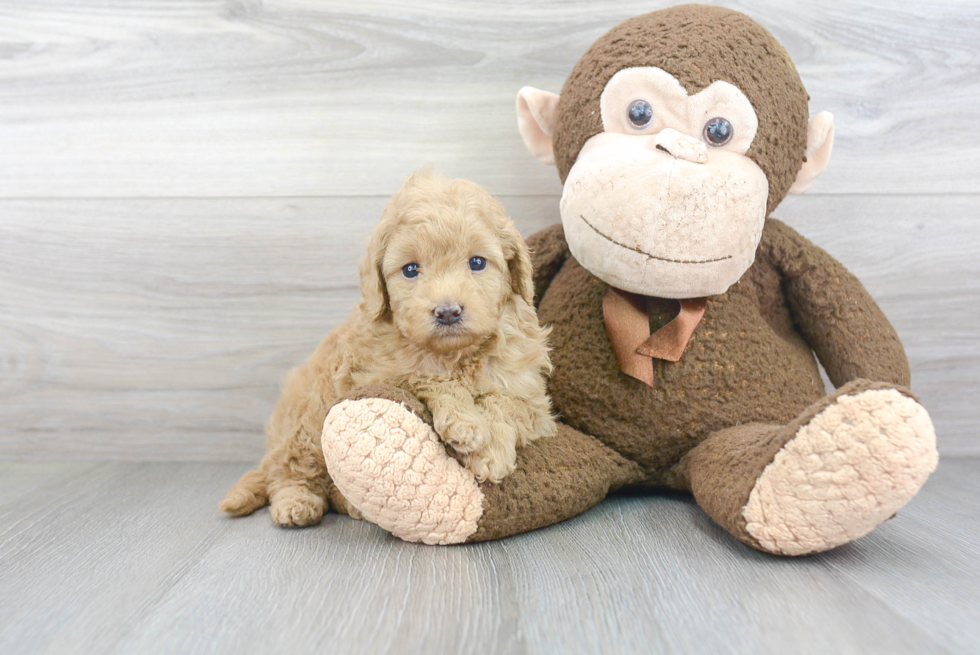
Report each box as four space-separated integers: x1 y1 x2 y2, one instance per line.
742 387 938 556
322 397 483 545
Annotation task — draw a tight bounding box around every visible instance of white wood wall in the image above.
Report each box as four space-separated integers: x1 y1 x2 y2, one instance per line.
1 0 978 459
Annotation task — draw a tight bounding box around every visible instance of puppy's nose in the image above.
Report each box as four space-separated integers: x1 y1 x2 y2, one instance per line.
434 303 463 326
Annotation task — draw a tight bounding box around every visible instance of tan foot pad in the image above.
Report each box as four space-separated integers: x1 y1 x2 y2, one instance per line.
322 398 483 545
743 389 938 556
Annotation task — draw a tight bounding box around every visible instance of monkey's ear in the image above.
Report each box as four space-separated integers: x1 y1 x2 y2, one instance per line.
789 112 834 194
516 87 560 165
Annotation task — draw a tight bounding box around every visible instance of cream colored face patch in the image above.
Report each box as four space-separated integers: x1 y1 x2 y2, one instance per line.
557 66 769 299
560 131 768 298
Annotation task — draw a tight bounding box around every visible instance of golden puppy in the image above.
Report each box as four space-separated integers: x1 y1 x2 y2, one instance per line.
220 170 556 527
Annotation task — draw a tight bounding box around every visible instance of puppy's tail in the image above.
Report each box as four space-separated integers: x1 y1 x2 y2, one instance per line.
219 468 269 516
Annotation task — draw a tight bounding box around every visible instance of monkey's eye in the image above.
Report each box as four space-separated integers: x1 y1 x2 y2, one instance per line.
627 99 654 129
402 263 420 279
703 117 734 146
468 256 487 272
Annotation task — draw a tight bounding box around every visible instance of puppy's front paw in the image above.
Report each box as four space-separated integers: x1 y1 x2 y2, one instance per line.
534 412 559 440
434 408 490 454
465 443 517 484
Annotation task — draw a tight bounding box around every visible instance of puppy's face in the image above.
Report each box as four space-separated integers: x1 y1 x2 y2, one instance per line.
361 174 534 355
383 212 511 353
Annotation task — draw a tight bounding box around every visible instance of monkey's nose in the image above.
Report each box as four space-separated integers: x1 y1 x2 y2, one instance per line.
651 128 707 164
434 303 463 326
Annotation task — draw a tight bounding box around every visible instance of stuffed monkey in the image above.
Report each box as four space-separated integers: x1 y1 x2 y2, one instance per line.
320 4 937 555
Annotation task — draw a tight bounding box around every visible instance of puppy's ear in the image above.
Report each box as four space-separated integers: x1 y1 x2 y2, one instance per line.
359 225 391 322
501 221 535 305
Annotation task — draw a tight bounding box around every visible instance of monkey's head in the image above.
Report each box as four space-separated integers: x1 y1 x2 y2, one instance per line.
517 5 834 298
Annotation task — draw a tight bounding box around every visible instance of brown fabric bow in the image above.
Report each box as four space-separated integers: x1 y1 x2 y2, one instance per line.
602 287 707 386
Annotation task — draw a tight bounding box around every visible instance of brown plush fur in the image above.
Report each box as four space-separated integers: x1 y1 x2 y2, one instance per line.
531 220 909 483
468 421 645 542
220 171 556 526
455 218 913 543
552 4 810 215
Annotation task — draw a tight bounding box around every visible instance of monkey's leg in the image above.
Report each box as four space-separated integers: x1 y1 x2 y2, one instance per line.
321 384 644 544
670 380 937 555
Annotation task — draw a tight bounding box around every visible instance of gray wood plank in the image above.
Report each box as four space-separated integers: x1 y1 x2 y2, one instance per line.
499 495 948 655
0 0 976 197
1 194 976 459
0 461 101 501
818 458 980 654
1 460 974 654
0 462 240 654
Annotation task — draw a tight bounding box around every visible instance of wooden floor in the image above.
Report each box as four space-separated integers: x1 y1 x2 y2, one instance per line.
0 458 977 655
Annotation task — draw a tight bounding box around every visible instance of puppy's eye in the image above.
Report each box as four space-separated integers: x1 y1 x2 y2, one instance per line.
468 256 487 272
401 263 420 279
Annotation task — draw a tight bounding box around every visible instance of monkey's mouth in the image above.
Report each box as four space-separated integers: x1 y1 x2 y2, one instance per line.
579 215 733 265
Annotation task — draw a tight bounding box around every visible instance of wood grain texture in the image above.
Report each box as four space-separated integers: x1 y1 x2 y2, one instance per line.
0 0 977 197
821 458 980 653
1 194 976 459
1 459 977 654
0 195 558 460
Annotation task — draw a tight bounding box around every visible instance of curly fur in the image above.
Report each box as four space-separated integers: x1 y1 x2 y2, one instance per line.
220 170 556 527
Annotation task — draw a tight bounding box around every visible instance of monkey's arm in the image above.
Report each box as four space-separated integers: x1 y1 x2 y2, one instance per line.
526 223 570 309
762 218 910 387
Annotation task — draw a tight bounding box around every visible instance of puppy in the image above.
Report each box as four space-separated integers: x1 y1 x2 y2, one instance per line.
220 170 557 527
